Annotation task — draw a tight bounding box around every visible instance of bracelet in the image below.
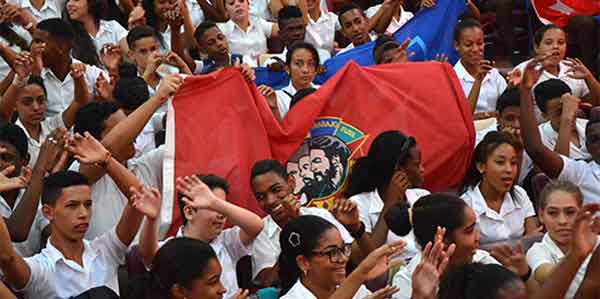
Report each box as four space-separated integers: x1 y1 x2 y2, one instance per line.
349 221 366 239
520 266 532 282
95 151 112 169
24 22 34 30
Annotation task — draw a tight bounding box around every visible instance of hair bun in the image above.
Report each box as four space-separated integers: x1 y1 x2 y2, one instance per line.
384 201 412 236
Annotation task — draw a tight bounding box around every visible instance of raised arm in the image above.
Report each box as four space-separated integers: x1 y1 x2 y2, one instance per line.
520 56 564 178
0 280 15 299
177 175 263 246
0 217 31 290
196 0 227 21
371 171 409 247
0 52 32 123
332 198 376 266
554 93 580 157
61 64 91 129
131 186 162 268
467 60 493 114
564 58 600 107
369 0 396 34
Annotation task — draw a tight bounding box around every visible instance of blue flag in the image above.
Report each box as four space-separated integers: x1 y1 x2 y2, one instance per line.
255 0 466 87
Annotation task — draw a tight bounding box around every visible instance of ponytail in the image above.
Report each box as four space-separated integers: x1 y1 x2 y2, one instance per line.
439 263 519 299
278 215 336 297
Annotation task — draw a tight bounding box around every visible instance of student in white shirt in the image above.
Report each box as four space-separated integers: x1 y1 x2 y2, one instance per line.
249 159 373 287
140 174 263 299
217 0 279 66
511 24 600 109
336 4 374 55
8 0 65 22
0 163 158 299
520 58 600 205
526 180 600 299
278 215 374 299
259 42 320 120
533 79 590 160
304 0 339 55
387 193 531 299
365 0 413 35
346 130 429 261
453 19 507 114
0 55 89 168
130 238 230 299
459 131 539 244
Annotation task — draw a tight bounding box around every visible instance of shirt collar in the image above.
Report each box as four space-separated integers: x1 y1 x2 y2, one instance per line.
287 280 318 299
45 237 96 271
22 0 59 13
467 184 519 220
541 233 566 260
263 215 282 239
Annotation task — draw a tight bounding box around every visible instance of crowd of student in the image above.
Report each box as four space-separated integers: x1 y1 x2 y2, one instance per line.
0 0 599 297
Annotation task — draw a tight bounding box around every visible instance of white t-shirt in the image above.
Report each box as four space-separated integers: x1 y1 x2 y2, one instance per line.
349 188 430 260
217 17 274 62
558 156 600 204
392 249 499 299
281 279 372 299
454 60 508 113
365 5 413 35
0 190 49 257
15 115 65 169
21 229 127 299
251 206 354 279
274 81 319 118
160 226 251 299
305 9 340 53
461 184 535 244
539 118 591 161
526 233 600 299
92 20 128 58
9 0 64 21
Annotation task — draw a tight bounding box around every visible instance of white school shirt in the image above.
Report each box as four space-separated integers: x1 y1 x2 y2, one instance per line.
281 279 372 299
337 35 376 55
539 118 591 161
217 18 274 61
461 184 535 244
513 59 590 100
249 0 273 21
0 25 31 82
392 249 499 299
0 190 49 257
251 206 354 279
92 20 128 58
9 0 64 21
526 233 600 299
454 60 508 113
558 156 600 204
15 115 65 169
365 4 413 35
41 59 107 117
21 229 127 299
134 112 165 157
349 189 430 260
160 225 251 299
274 81 320 118
260 47 331 68
186 0 211 28
69 146 164 240
305 9 340 53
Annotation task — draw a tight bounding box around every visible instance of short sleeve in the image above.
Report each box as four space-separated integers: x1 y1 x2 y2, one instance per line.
333 13 341 31
251 229 280 279
526 243 553 273
495 70 508 96
515 186 536 218
558 155 587 184
92 229 128 266
365 4 381 18
128 146 164 189
355 285 373 298
221 226 252 264
581 79 591 98
256 18 274 38
22 255 50 294
111 20 129 41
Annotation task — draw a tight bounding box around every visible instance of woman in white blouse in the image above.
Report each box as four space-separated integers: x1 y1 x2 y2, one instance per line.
453 18 507 114
459 131 539 244
526 180 600 299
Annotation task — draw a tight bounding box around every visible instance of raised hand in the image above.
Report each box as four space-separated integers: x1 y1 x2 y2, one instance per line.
176 175 219 210
13 51 33 79
365 286 400 299
412 227 455 299
384 170 409 204
128 4 146 29
420 0 435 8
100 43 122 71
521 54 550 90
163 5 183 28
474 60 493 81
506 69 522 87
257 85 277 109
501 126 523 150
66 132 111 166
357 240 406 281
229 289 250 299
70 63 86 80
38 128 68 173
279 193 301 219
490 242 529 277
234 58 256 82
30 41 45 75
571 203 600 258
561 93 581 121
95 73 114 101
434 53 448 63
130 186 162 219
155 74 184 101
0 162 31 193
391 38 415 64
565 58 593 80
332 198 360 232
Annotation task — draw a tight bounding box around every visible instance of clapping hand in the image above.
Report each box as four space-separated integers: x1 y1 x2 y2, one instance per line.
491 242 529 277
332 198 361 233
100 43 122 71
565 58 593 80
355 240 406 282
0 157 31 193
13 51 33 79
38 128 69 173
571 203 600 259
412 227 455 299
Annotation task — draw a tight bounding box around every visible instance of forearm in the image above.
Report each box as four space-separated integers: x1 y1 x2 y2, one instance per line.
62 78 89 128
0 71 14 97
0 82 20 123
170 29 193 73
197 0 227 22
370 203 394 247
0 46 18 71
555 115 574 157
5 163 46 242
467 80 483 114
349 232 376 267
530 253 587 299
105 156 142 197
119 0 135 16
520 87 547 159
0 281 15 299
0 218 30 290
466 1 481 19
584 75 600 107
372 3 396 33
329 266 366 299
139 217 159 268
211 200 263 244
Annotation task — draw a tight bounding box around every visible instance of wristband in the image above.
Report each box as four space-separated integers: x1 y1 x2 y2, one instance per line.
520 266 532 282
349 221 365 239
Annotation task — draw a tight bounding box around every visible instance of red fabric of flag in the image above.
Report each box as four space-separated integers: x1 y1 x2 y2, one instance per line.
531 0 600 27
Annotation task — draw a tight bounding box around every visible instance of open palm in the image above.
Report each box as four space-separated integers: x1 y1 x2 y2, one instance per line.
131 187 162 219
67 132 110 165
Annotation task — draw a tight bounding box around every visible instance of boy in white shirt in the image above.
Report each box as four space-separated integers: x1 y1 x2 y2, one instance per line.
139 174 263 299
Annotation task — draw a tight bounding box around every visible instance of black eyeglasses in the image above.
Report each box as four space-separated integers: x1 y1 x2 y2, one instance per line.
312 244 352 263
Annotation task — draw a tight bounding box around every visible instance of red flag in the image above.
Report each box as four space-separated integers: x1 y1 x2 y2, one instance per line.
163 61 474 237
531 0 600 27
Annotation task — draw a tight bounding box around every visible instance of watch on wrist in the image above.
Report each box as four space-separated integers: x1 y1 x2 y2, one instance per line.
349 221 365 239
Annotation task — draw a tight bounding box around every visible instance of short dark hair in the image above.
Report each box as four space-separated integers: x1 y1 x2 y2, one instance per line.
286 42 320 69
178 174 229 225
495 87 520 114
0 123 28 159
534 24 564 47
74 101 122 139
453 18 482 42
194 21 218 42
113 76 149 111
37 18 74 42
278 5 303 27
337 3 364 25
127 25 158 49
373 35 399 64
250 159 287 185
42 171 89 205
533 79 572 113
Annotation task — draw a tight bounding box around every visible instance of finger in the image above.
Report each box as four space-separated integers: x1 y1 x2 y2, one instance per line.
0 165 15 176
421 241 433 262
399 38 411 51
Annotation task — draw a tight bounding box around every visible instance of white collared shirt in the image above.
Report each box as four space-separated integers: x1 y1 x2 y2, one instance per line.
337 35 376 55
9 0 64 21
92 20 128 57
454 60 508 113
21 229 126 299
69 146 164 240
281 280 372 299
41 59 107 117
526 233 600 299
186 0 211 28
513 59 590 99
392 249 499 299
274 81 320 118
461 184 535 244
349 189 429 260
539 118 591 161
260 47 331 68
365 5 413 35
249 0 273 21
0 25 31 81
160 225 251 299
0 190 49 257
305 9 340 53
15 115 65 169
217 17 274 61
558 156 600 204
251 206 354 279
